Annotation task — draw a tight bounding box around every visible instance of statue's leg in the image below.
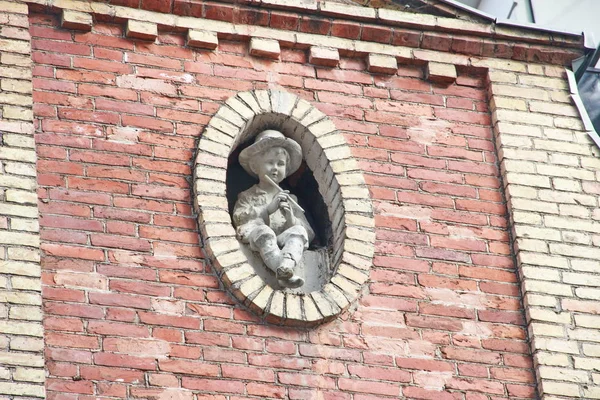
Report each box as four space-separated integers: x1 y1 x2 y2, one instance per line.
277 226 309 288
249 226 281 274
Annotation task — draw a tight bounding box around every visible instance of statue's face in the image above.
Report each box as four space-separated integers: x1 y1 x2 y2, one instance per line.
256 147 288 184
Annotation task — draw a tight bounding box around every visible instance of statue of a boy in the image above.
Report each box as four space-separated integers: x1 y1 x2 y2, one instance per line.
233 130 315 289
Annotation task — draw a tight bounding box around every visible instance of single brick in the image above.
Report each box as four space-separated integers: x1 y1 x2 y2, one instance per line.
187 30 218 50
426 61 457 84
309 46 339 67
126 20 158 41
367 53 397 74
61 10 92 31
249 37 280 59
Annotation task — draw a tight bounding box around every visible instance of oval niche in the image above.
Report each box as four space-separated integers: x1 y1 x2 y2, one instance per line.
193 90 375 326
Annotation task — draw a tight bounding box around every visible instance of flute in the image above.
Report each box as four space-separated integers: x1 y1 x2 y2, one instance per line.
263 174 305 213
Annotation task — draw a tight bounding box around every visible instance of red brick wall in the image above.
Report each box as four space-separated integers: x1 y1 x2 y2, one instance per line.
32 12 535 400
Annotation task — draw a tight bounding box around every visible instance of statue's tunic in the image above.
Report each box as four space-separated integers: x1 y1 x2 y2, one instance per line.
233 185 315 256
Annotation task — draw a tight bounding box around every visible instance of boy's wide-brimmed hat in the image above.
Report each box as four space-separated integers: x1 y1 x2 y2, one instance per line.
239 130 302 178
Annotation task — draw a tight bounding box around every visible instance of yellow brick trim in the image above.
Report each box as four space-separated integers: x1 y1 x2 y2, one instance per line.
0 1 44 398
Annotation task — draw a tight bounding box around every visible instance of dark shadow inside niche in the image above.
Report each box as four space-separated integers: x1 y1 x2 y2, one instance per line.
226 138 332 250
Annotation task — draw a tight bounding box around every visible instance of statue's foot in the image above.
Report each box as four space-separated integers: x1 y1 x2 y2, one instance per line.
276 256 295 280
278 275 305 289
276 265 293 280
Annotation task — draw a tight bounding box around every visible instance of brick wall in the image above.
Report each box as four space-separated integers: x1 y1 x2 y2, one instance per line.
0 0 45 398
29 8 541 399
491 66 600 397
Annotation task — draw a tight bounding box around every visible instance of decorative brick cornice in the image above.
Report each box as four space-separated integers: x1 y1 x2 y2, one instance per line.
26 0 584 65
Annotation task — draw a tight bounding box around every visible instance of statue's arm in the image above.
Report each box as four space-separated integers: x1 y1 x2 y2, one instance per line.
233 189 268 227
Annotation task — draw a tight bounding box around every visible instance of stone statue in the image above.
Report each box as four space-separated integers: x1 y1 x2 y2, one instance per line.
233 130 315 289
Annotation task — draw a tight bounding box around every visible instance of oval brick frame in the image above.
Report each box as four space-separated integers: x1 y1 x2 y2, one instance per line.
193 90 375 326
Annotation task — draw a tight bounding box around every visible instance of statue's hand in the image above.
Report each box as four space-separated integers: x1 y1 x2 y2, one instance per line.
266 191 289 215
280 198 296 225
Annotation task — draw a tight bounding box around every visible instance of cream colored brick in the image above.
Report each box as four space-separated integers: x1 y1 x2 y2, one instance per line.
488 70 517 83
505 173 551 188
0 39 30 55
551 239 600 256
519 75 568 90
535 139 593 155
559 204 590 218
495 122 542 137
538 366 589 383
0 350 43 367
539 381 580 397
0 291 42 306
11 276 41 291
3 106 31 121
521 266 558 280
543 127 576 141
549 153 579 166
510 198 558 214
0 147 35 162
10 218 39 232
562 231 591 245
494 109 554 127
3 133 35 147
517 238 548 252
0 231 38 247
0 92 32 106
0 261 40 277
491 96 527 111
187 29 218 49
582 156 600 169
13 367 44 383
497 134 533 148
10 337 43 352
583 387 600 400
533 337 579 354
5 161 36 176
309 46 339 67
555 116 585 131
520 252 569 269
490 84 548 100
575 288 600 301
501 148 547 162
249 37 280 59
506 185 537 199
553 178 581 192
529 322 565 337
61 9 92 31
529 308 571 324
426 62 456 84
1 53 31 68
0 382 44 397
535 351 570 367
538 164 595 180
503 159 537 174
0 66 31 80
570 328 600 343
514 225 560 241
471 58 526 72
5 189 37 205
583 344 600 357
126 20 157 41
539 190 596 207
367 53 397 75
572 259 600 272
526 294 558 308
523 280 573 296
530 101 579 117
0 174 34 191
9 305 42 321
575 357 600 370
0 79 33 93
